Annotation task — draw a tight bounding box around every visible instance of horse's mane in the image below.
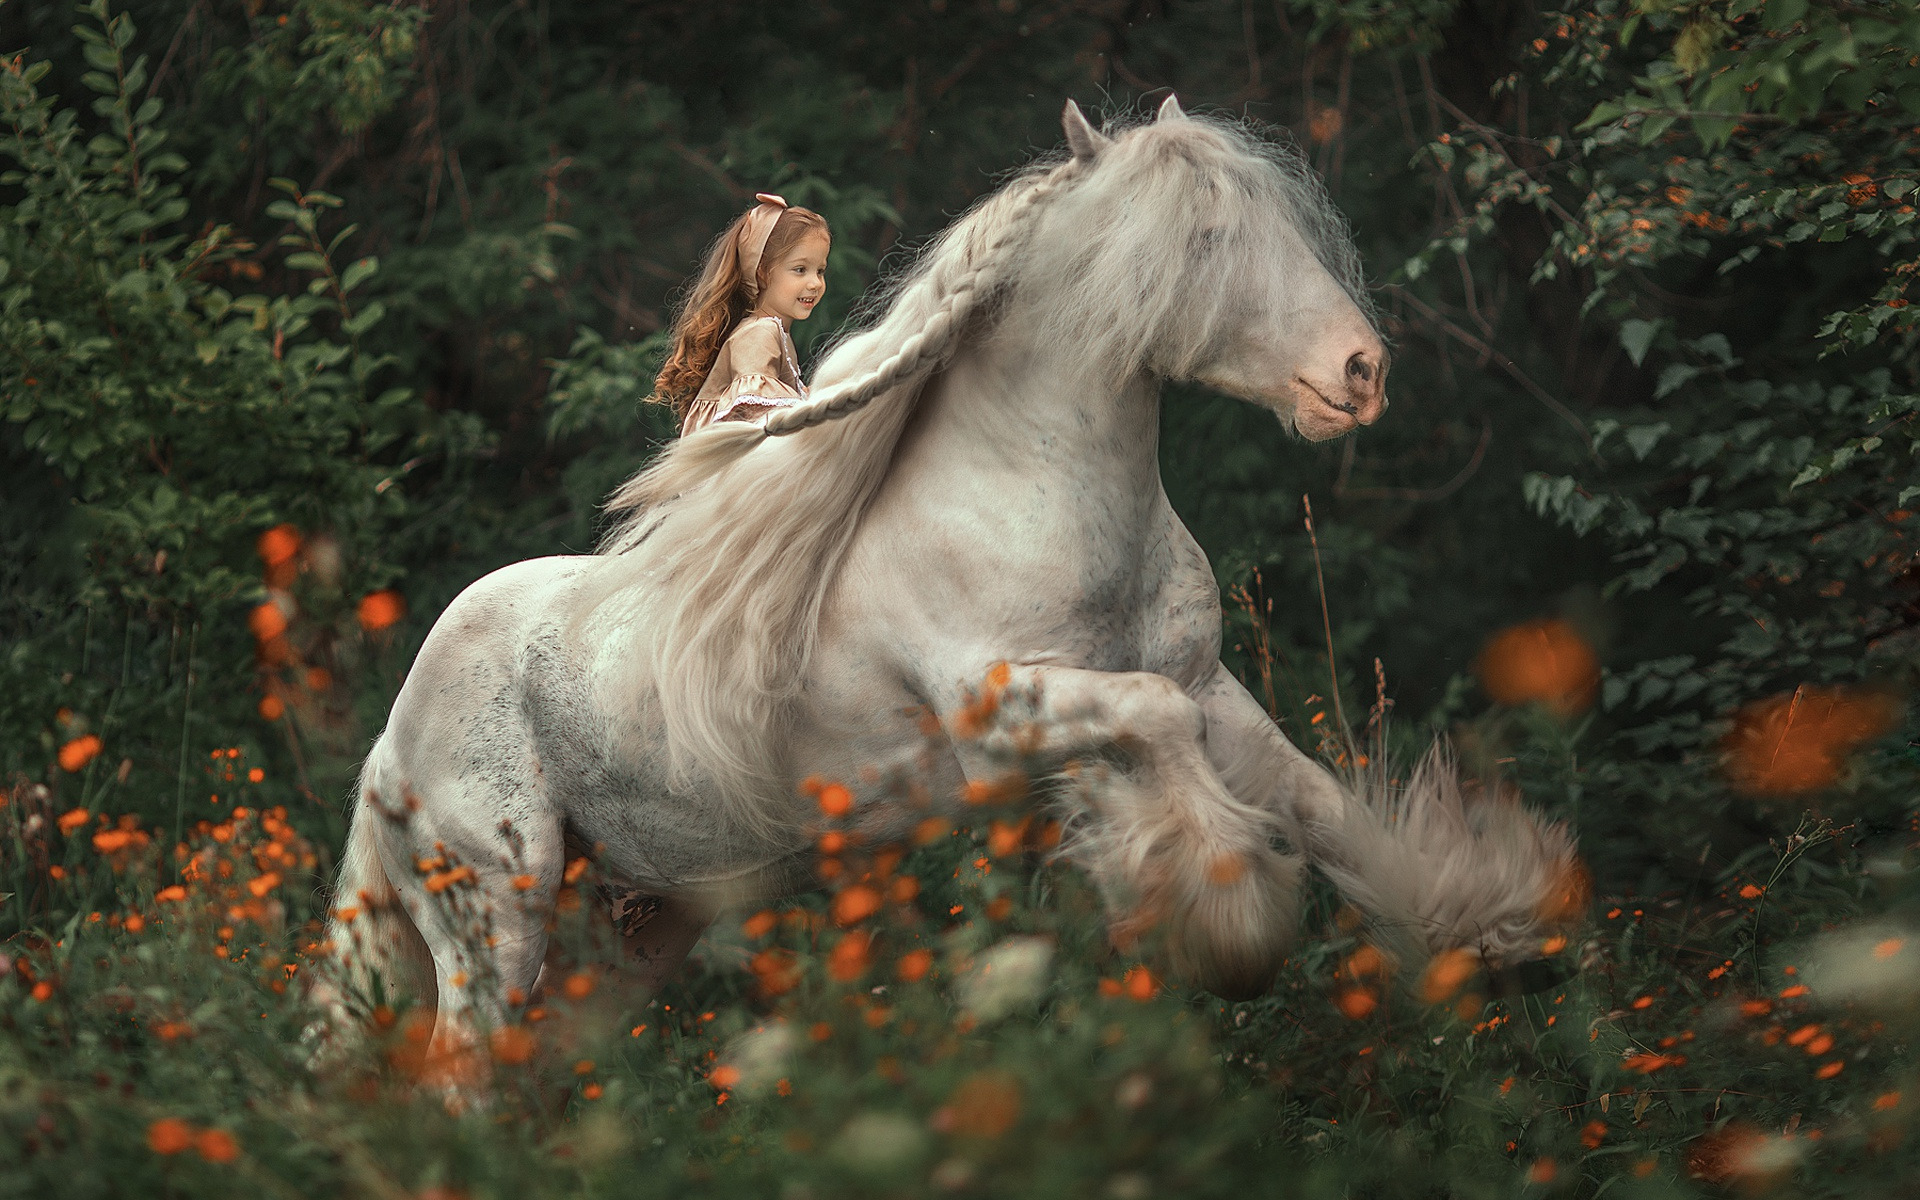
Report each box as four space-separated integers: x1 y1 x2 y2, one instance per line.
581 106 1374 843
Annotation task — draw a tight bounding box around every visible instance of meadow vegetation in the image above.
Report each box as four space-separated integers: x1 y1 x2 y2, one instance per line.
4 1 1919 1196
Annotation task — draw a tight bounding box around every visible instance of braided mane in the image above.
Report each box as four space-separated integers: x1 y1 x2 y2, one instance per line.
585 106 1369 842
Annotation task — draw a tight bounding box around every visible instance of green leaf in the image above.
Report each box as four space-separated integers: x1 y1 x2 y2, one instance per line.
339 257 379 294
1762 0 1808 31
1620 319 1661 367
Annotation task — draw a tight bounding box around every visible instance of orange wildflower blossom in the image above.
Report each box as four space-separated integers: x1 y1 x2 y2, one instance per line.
897 948 934 982
357 590 406 632
1334 987 1378 1019
1721 684 1900 795
750 948 802 996
831 884 882 927
146 1118 195 1155
1419 948 1478 1004
256 524 301 567
1122 966 1158 1001
57 734 102 772
951 661 1014 739
247 601 289 642
1473 618 1599 715
194 1129 240 1164
934 1069 1024 1139
56 807 90 835
489 1025 537 1065
828 930 872 981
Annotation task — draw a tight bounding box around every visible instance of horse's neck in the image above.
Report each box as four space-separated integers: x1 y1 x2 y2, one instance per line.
913 334 1164 533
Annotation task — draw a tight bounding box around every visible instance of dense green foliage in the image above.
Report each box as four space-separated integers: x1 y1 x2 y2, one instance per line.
3 0 1919 1195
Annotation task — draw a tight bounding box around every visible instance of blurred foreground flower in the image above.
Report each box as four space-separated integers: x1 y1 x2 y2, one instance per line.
831 1111 927 1174
1474 619 1598 716
718 1022 796 1095
57 734 102 772
1686 1123 1804 1188
1804 923 1920 1008
957 937 1052 1021
1721 685 1900 795
357 590 406 632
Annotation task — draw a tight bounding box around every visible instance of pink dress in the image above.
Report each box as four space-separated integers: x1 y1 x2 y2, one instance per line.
680 316 808 436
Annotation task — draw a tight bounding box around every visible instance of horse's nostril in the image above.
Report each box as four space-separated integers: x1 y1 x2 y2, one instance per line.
1346 353 1373 383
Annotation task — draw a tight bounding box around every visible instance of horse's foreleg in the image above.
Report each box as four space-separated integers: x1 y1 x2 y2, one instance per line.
1192 662 1349 840
961 664 1301 1000
1194 661 1581 969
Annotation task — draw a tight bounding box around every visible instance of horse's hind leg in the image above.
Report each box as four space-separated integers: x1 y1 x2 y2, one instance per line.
606 891 716 993
364 769 564 1083
954 664 1301 999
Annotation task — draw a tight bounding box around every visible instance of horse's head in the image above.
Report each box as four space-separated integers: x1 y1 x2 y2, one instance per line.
1050 98 1388 442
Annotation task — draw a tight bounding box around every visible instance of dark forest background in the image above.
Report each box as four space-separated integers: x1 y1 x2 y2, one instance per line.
4 1 1920 1195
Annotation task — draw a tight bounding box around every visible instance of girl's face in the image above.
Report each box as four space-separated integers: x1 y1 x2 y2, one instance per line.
756 232 829 324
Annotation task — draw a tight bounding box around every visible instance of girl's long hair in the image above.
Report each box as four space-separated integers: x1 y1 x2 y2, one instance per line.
653 204 830 417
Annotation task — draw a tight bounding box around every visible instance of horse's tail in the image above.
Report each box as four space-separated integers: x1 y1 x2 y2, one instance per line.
1300 744 1584 971
305 764 436 1050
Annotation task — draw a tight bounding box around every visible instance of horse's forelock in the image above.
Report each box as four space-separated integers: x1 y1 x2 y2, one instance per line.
998 110 1377 385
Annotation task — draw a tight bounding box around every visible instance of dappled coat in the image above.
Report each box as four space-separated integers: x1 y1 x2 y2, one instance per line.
680 315 807 436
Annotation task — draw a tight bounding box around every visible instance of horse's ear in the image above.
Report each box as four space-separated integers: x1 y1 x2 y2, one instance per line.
1062 100 1110 161
1157 93 1187 122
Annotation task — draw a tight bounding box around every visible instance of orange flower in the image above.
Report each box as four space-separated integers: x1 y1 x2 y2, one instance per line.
827 930 871 981
247 602 289 642
256 524 301 567
1527 1159 1558 1184
1721 685 1900 795
897 948 934 982
709 1065 741 1089
246 871 282 897
1623 1052 1685 1073
56 807 90 834
1123 966 1158 1001
155 885 187 903
1334 987 1377 1019
1419 948 1478 1004
742 910 777 939
816 782 853 818
92 829 135 854
987 817 1030 857
1474 619 1599 715
30 981 53 1002
750 948 802 996
146 1118 195 1155
357 590 406 632
258 695 285 721
1581 1119 1607 1149
489 1026 537 1065
562 972 595 1000
943 1069 1023 1138
194 1128 240 1163
831 885 882 927
57 735 103 773
888 875 920 903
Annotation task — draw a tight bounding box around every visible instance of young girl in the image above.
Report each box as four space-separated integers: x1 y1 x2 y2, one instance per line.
654 193 831 436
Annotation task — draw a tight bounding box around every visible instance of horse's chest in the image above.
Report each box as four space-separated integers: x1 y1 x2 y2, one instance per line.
1063 516 1220 686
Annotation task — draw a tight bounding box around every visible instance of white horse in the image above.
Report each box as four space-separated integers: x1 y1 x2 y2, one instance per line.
315 99 1577 1061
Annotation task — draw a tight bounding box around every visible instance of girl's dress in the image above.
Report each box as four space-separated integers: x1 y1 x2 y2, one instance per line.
680 315 808 436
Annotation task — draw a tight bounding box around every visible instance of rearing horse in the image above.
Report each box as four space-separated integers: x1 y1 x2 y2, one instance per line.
316 99 1577 1061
